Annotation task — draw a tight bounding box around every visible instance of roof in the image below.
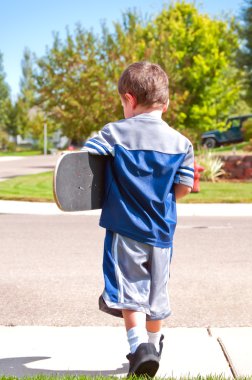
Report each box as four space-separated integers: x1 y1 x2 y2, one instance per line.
228 114 252 120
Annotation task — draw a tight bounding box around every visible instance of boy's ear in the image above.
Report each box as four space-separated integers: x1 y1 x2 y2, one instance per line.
124 93 137 108
162 99 169 113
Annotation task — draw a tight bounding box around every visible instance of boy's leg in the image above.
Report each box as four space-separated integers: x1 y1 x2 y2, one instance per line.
123 309 160 378
122 310 148 354
146 320 164 356
122 309 146 330
146 319 162 332
122 310 163 354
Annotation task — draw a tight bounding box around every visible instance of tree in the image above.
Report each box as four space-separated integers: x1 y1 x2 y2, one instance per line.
99 3 243 141
100 12 155 119
149 3 241 139
0 52 11 148
16 48 44 139
34 3 243 143
35 27 118 143
238 0 252 106
5 100 18 141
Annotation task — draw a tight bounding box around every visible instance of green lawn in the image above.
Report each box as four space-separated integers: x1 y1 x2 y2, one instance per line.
181 181 252 203
0 171 252 203
211 141 251 154
195 141 251 155
0 150 42 156
0 172 54 202
0 376 249 380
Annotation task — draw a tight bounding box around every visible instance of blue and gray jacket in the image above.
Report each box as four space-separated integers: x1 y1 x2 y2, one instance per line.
83 113 194 248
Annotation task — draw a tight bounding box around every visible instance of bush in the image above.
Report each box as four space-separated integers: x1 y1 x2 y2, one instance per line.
6 142 17 152
244 139 252 152
242 118 252 141
197 151 225 182
0 130 9 150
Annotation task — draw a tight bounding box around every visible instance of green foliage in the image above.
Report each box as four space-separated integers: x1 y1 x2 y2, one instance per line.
35 27 118 142
0 53 17 149
237 0 252 106
5 100 18 139
152 3 241 138
33 3 243 143
0 128 9 150
16 48 44 139
197 151 225 182
244 139 252 151
242 118 252 151
229 98 252 116
0 4 249 145
13 48 59 150
0 52 11 143
242 117 252 140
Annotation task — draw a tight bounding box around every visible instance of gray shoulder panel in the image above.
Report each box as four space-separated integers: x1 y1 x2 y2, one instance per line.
105 115 190 154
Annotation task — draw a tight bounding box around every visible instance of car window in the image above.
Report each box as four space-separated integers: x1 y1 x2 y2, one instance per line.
230 119 240 128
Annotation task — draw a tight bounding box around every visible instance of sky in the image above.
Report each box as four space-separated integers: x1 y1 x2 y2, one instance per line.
0 0 243 99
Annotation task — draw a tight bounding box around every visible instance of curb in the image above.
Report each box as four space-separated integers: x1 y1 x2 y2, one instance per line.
0 200 252 216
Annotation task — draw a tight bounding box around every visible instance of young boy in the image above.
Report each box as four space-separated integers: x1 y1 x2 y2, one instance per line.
83 61 194 377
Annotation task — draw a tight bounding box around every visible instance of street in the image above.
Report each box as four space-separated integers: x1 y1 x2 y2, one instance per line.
1 214 251 327
0 155 58 180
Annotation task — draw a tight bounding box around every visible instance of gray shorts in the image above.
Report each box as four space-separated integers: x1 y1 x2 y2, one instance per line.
99 230 172 320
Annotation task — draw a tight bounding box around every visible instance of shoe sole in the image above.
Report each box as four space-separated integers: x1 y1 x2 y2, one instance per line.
129 354 159 378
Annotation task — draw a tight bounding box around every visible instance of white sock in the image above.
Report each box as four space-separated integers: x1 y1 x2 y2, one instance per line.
127 326 149 354
147 331 162 353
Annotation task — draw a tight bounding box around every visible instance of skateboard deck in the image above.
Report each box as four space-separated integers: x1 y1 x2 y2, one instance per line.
54 151 107 211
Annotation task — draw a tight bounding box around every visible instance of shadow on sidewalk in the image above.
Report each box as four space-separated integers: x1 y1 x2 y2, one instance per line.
0 356 128 377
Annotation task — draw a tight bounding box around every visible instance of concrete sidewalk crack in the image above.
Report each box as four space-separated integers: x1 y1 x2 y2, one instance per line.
216 336 238 379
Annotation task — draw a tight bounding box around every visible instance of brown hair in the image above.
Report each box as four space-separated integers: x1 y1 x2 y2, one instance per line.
118 61 169 107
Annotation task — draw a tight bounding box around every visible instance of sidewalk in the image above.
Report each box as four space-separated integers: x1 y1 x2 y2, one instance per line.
1 202 251 378
0 326 251 378
0 200 252 216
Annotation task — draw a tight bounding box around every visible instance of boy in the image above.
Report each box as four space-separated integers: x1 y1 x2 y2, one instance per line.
83 61 194 377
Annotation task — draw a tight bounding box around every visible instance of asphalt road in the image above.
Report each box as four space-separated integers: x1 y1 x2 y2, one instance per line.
0 214 251 327
0 155 58 180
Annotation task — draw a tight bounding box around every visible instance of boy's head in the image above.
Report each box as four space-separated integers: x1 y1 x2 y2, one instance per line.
118 61 169 118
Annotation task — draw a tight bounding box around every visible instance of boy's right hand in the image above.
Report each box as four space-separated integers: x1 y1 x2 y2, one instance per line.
174 184 192 200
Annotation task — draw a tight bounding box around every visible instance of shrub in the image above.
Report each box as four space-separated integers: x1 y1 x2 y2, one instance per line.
244 139 252 152
197 151 225 182
242 118 252 141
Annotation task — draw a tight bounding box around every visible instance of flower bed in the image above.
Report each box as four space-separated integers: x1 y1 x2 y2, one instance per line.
220 155 252 180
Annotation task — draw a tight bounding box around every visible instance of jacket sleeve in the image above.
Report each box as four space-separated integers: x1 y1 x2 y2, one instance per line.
81 125 114 156
174 143 194 187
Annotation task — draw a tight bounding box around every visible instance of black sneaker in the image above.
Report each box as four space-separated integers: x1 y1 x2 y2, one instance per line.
126 342 159 378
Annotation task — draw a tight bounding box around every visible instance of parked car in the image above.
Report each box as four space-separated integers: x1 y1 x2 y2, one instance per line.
201 114 252 148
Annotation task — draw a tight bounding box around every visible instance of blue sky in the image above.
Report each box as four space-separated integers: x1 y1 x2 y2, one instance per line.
0 0 243 99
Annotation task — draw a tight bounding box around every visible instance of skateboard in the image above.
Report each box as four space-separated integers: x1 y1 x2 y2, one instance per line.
53 151 107 211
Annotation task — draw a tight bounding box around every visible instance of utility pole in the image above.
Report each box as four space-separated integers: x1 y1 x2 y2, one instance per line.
44 123 47 155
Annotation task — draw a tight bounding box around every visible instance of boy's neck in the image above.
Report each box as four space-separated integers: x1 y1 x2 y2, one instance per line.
132 106 163 119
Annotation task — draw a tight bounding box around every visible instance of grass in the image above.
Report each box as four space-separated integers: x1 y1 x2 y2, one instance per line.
0 171 252 203
181 181 252 203
0 150 42 156
0 172 54 202
0 376 251 380
212 142 250 154
195 142 251 156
